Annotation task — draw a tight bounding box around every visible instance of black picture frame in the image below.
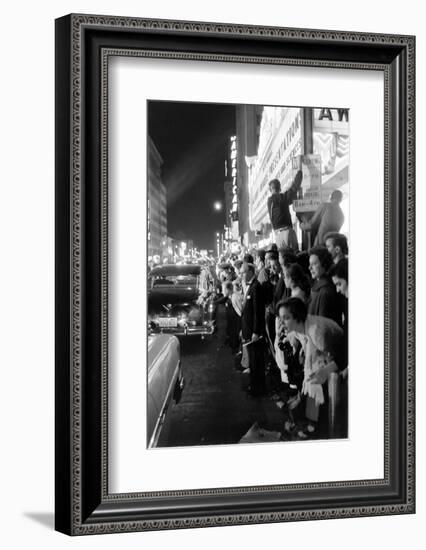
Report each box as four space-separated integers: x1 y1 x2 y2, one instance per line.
55 14 415 535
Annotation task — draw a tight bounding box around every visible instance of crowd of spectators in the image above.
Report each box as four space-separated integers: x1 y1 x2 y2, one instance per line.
213 232 349 440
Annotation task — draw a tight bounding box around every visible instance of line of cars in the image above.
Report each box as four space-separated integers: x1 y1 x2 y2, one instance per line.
147 263 217 448
148 264 217 337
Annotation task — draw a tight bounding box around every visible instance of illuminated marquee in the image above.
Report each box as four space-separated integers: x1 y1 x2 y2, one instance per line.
229 136 239 237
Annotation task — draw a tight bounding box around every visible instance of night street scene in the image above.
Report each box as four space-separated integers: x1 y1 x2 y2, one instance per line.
147 100 349 449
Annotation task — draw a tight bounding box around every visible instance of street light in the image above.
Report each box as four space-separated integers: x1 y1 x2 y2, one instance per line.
213 201 222 211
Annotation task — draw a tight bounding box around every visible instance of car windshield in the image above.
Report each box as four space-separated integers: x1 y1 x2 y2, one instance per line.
151 274 198 288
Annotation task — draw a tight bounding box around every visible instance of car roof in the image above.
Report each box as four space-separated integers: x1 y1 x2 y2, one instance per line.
149 264 202 276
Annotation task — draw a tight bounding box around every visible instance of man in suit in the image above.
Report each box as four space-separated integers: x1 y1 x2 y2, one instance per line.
240 262 266 397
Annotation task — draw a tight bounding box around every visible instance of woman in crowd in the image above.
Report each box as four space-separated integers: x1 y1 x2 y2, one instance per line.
273 249 297 307
274 263 309 381
283 263 311 303
276 297 344 437
295 251 311 281
218 263 236 284
255 249 269 284
274 262 311 386
233 259 243 274
231 278 244 316
262 253 281 304
243 252 255 265
229 276 247 370
329 257 348 298
308 246 341 325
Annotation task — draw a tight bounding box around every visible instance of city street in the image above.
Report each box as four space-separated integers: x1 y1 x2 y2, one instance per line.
148 101 350 447
157 304 288 447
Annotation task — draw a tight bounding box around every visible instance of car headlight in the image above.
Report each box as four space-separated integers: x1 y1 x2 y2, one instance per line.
177 313 187 327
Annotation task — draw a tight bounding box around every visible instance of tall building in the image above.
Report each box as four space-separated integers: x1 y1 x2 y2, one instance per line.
147 136 168 258
235 104 263 247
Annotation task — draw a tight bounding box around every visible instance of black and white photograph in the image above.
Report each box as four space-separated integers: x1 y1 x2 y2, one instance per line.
147 101 350 448
0 0 420 543
51 8 415 539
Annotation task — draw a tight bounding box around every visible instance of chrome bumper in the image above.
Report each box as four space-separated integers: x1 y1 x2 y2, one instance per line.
152 323 215 336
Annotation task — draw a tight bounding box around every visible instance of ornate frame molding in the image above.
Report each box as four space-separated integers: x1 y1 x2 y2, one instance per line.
55 14 415 535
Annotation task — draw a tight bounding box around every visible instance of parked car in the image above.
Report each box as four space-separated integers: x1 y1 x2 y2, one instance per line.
148 264 216 337
147 333 184 449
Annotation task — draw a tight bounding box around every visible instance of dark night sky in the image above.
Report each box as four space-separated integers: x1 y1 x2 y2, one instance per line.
148 101 236 250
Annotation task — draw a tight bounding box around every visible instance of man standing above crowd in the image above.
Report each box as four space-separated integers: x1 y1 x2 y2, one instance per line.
301 189 345 246
267 170 303 251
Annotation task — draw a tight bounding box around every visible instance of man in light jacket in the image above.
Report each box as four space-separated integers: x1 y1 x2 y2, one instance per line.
301 189 344 246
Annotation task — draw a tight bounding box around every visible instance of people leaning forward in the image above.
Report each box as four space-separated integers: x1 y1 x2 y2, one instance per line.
277 297 344 438
208 226 348 439
267 169 303 251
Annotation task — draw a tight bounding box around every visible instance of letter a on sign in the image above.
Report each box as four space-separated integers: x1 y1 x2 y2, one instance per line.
318 108 333 120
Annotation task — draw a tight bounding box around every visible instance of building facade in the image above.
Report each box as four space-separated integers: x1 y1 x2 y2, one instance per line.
312 107 350 235
235 104 263 247
231 105 350 249
247 107 303 232
147 136 168 258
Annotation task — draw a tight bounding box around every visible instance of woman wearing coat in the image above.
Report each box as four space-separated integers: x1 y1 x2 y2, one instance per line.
308 246 342 326
274 263 310 383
